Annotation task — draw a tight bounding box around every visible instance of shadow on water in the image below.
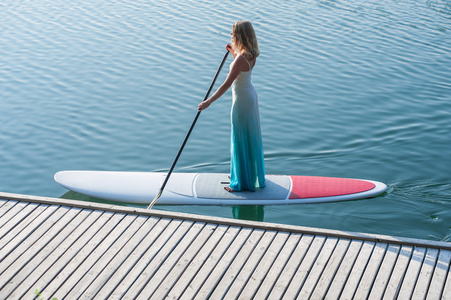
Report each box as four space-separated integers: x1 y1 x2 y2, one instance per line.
61 191 140 208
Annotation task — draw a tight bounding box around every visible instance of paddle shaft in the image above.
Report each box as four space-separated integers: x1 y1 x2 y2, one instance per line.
148 51 230 209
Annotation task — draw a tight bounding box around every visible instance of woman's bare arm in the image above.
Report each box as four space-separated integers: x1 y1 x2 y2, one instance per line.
198 55 247 111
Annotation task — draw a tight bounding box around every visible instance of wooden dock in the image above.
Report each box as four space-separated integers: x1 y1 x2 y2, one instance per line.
0 192 450 299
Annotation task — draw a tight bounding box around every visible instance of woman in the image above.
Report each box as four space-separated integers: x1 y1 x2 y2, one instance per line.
198 20 265 192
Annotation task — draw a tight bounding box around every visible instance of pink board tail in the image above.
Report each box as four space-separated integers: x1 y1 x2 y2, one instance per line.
289 176 376 199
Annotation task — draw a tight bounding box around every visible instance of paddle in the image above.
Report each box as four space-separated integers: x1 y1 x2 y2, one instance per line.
147 51 230 209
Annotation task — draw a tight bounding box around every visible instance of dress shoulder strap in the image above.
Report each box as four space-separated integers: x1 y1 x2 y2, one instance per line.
240 55 252 70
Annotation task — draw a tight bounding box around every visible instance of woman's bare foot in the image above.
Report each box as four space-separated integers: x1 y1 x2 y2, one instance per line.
224 186 236 192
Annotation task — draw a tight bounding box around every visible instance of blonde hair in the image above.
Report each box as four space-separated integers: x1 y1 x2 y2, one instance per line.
232 21 260 60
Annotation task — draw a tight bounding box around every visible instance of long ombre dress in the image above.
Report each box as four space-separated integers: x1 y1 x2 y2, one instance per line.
229 56 266 192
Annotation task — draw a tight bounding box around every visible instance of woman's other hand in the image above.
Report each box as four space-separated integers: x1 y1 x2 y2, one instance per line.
198 99 211 111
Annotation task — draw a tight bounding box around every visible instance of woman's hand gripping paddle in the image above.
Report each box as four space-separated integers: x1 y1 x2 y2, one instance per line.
147 51 230 209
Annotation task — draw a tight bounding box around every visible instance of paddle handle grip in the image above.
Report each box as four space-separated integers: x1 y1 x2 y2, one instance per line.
148 51 230 209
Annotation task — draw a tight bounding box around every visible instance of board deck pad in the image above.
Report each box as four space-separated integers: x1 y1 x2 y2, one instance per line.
194 173 290 200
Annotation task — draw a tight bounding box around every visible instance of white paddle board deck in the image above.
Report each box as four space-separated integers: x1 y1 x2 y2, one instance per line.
55 171 387 205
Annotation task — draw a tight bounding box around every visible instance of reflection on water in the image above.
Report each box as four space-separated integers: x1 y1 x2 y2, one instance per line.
232 205 265 222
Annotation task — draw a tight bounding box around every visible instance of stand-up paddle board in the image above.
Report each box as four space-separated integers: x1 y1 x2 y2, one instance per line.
55 171 387 205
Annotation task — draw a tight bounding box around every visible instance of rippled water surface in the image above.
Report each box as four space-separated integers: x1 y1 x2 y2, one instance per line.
1 0 450 241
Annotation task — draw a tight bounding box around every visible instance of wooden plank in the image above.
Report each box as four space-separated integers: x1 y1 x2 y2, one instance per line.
181 226 243 299
193 227 254 298
104 218 178 299
193 227 254 299
368 243 401 299
18 209 103 298
66 214 146 299
150 223 219 299
3 192 451 251
339 240 376 299
412 247 439 299
208 229 265 299
353 242 388 299
283 235 327 297
94 217 169 298
1 194 451 300
426 249 451 300
0 202 47 250
297 237 339 299
254 233 302 299
226 230 280 299
122 219 194 299
325 239 363 298
310 238 351 299
134 221 206 299
6 208 93 299
442 260 451 300
84 216 162 298
0 201 28 230
0 206 80 296
0 200 18 220
240 231 291 299
0 205 63 282
398 246 427 299
167 224 231 299
39 211 119 299
384 245 414 299
50 213 134 298
268 234 315 299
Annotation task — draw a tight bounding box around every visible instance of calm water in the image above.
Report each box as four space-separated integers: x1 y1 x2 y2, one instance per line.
1 0 450 241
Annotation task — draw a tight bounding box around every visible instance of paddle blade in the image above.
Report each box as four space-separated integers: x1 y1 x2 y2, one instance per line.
147 190 162 209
